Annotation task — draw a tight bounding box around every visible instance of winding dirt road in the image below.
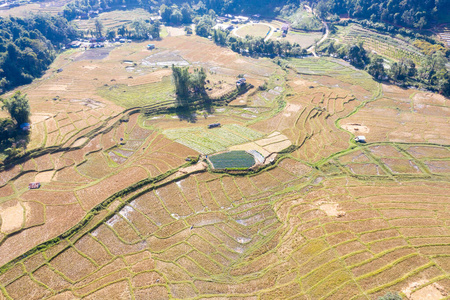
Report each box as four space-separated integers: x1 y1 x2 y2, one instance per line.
304 5 330 57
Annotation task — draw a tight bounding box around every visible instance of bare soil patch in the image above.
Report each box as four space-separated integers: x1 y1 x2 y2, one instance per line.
0 201 24 233
341 123 369 134
35 170 55 183
74 47 115 62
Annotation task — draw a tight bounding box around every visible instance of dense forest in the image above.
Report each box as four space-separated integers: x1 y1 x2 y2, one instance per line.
0 15 78 93
0 91 31 157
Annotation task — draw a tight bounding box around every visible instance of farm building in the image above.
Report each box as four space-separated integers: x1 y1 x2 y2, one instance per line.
28 182 41 189
208 123 221 129
355 136 366 143
213 24 234 31
236 78 246 86
20 123 31 131
68 41 81 48
236 16 249 23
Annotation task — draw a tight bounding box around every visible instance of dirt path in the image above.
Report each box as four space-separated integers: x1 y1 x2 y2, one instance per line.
304 5 329 57
232 22 276 42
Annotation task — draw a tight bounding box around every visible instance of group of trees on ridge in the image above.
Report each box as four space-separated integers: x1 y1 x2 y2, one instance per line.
318 41 450 96
102 19 161 40
0 91 31 157
0 15 78 93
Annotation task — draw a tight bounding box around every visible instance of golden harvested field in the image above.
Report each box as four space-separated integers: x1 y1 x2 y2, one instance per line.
0 17 449 300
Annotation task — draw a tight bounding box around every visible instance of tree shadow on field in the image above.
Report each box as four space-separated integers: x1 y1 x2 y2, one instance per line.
175 97 214 123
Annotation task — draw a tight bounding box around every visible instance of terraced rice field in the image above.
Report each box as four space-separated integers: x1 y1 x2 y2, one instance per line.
71 9 155 31
337 24 423 63
0 27 449 300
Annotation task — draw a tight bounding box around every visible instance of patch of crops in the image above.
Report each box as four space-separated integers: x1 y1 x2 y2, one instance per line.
208 151 256 169
163 124 264 154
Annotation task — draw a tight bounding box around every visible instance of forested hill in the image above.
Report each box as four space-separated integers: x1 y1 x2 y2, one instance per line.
209 0 450 27
65 0 449 28
316 0 450 28
0 15 78 93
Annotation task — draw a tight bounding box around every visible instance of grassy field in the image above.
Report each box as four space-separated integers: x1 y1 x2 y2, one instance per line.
163 124 264 154
235 23 271 38
97 76 175 108
0 13 449 300
208 150 256 169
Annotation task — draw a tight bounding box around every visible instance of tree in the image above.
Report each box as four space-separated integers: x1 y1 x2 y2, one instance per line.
418 51 447 83
181 3 193 24
160 4 172 23
367 55 386 80
94 18 104 37
189 68 207 94
118 25 128 37
195 15 214 37
131 19 150 39
150 20 161 39
316 1 330 19
106 28 116 40
377 292 402 300
172 65 190 102
1 91 31 125
212 29 227 46
0 118 14 142
326 41 336 54
172 66 208 106
170 9 183 24
347 43 368 69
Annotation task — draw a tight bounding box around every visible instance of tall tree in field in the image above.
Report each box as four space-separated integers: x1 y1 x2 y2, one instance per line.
151 20 161 39
172 65 190 103
94 18 104 37
1 91 30 125
190 68 207 94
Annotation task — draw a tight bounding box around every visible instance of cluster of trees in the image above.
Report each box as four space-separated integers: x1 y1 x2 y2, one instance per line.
172 65 207 106
313 0 450 29
320 41 450 96
160 3 194 25
0 14 78 93
0 91 31 156
63 0 154 21
279 5 323 31
101 19 160 40
210 29 306 57
195 13 216 37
